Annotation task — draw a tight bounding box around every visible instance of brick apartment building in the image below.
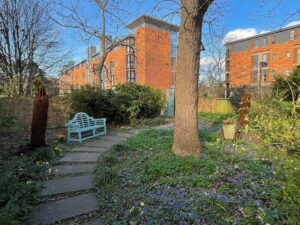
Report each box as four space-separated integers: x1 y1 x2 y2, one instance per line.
225 24 300 87
58 15 179 95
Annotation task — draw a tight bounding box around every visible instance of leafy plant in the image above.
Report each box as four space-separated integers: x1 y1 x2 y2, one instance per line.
222 118 236 125
229 88 245 110
272 68 300 102
0 147 55 225
65 83 163 125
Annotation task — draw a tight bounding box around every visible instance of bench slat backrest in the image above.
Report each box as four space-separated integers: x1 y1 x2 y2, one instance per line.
72 113 92 128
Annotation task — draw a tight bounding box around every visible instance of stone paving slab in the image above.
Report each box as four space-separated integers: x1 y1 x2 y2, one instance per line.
72 147 109 153
98 135 128 142
52 164 97 175
80 218 102 225
59 153 101 163
29 193 98 225
42 174 94 196
83 140 119 148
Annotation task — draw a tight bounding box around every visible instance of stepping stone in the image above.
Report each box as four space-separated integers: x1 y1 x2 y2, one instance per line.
52 164 96 175
99 135 127 142
29 193 98 225
42 174 94 196
59 153 101 163
72 147 109 153
80 218 102 225
83 140 119 148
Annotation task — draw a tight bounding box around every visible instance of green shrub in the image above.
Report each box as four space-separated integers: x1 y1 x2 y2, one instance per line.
248 98 300 223
111 143 133 153
248 98 300 154
272 68 300 102
229 88 245 110
113 83 164 125
66 83 163 125
65 85 121 123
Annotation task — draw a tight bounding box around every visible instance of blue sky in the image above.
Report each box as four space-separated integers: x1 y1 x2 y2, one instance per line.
57 0 300 73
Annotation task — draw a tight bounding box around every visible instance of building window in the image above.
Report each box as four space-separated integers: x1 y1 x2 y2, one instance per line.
253 70 258 83
254 36 269 48
262 53 268 63
293 47 300 64
272 54 277 60
231 40 250 52
286 51 291 58
252 54 259 83
263 36 269 45
290 30 295 40
252 55 259 69
126 37 136 82
252 53 269 84
272 30 290 44
109 60 115 86
171 32 178 85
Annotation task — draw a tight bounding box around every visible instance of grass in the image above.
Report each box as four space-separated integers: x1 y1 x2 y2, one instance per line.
94 118 298 224
198 112 238 126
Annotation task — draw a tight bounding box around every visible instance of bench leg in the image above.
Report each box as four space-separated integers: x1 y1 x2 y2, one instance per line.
104 125 107 135
67 131 70 143
79 132 82 143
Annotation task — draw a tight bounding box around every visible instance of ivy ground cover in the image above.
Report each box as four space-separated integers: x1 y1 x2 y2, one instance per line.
94 113 299 224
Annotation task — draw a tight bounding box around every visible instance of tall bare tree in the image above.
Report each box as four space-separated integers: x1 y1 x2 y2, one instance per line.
51 0 137 87
0 0 63 96
173 0 213 156
200 30 225 87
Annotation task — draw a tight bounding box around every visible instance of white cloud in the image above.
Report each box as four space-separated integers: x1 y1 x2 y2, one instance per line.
259 30 270 34
223 28 257 44
223 20 300 44
284 20 300 28
200 57 214 66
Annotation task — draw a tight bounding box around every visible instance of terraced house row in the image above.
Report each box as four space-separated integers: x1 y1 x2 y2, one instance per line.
226 24 300 87
58 15 179 95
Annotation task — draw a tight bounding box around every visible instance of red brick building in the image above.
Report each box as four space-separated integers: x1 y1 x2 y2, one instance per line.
59 15 178 95
225 24 300 87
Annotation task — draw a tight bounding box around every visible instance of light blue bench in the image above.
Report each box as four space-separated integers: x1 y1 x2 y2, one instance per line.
65 112 107 143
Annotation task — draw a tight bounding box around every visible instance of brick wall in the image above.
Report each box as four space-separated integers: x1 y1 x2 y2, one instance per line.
227 28 300 87
0 97 69 129
59 21 175 95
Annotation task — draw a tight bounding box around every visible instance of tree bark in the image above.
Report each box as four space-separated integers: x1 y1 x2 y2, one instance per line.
173 0 213 156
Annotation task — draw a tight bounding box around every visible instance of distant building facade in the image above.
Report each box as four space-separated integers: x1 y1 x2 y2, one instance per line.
58 15 178 95
225 24 300 87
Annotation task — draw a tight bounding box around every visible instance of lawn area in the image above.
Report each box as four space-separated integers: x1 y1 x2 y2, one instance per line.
94 113 299 224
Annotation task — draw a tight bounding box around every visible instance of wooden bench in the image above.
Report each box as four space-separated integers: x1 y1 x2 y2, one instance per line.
65 112 107 143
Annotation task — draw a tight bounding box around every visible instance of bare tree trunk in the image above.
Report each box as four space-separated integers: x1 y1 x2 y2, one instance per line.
173 0 212 157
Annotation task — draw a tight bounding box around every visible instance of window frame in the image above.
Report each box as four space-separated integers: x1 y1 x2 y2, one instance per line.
109 60 115 86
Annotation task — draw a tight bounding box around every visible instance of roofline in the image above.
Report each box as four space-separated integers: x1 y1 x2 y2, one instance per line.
127 15 179 32
225 24 300 46
61 34 135 75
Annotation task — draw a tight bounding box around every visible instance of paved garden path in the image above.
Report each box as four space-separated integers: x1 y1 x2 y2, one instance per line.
28 130 139 225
